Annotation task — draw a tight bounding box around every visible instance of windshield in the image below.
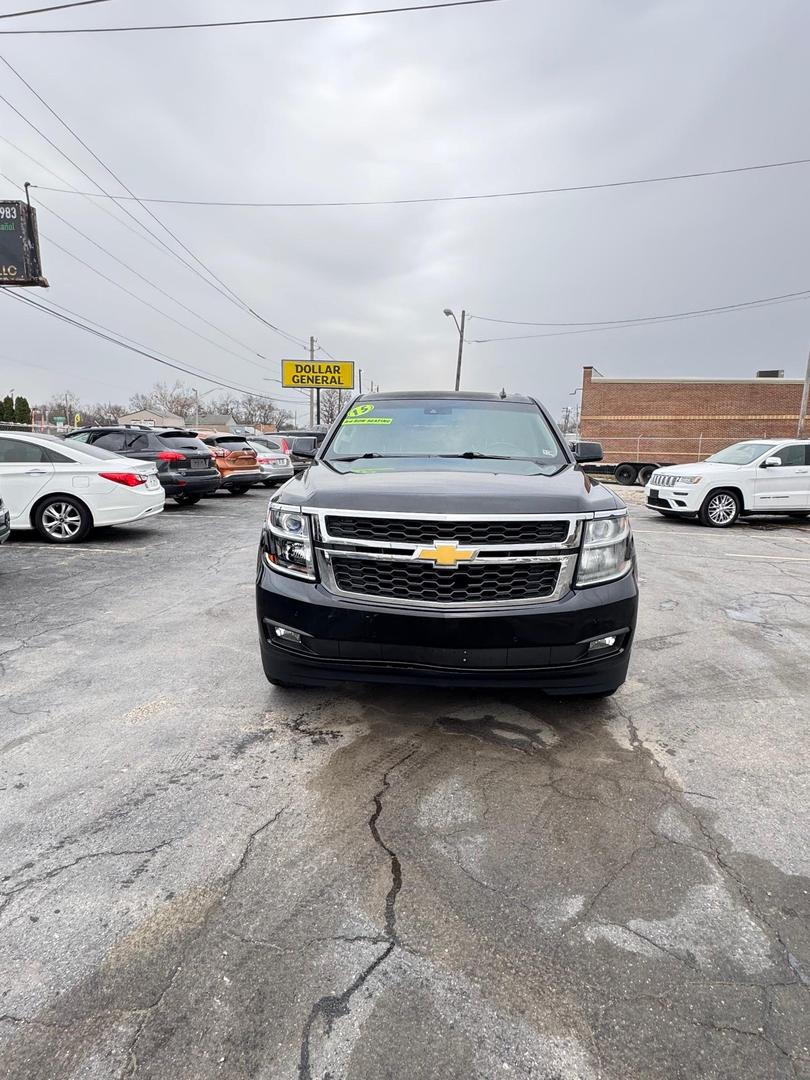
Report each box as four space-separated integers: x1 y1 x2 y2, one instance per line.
706 442 776 465
324 398 565 463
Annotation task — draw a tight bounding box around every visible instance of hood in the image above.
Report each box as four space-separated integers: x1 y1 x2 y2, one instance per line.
274 457 621 515
655 461 739 477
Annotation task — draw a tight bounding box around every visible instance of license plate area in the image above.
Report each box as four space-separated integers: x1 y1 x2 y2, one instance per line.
189 459 206 470
146 475 160 490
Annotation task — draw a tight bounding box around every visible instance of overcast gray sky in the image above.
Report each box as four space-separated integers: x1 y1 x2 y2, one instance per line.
1 0 809 421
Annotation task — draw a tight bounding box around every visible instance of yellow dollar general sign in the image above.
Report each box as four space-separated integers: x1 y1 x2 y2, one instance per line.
282 360 354 389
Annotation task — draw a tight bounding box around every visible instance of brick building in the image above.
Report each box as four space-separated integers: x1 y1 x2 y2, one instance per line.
579 367 805 462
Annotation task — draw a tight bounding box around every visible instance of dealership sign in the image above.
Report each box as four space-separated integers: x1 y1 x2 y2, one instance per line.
281 360 354 389
0 200 47 287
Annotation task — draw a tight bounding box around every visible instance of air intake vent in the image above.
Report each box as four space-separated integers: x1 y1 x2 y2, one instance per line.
756 369 784 378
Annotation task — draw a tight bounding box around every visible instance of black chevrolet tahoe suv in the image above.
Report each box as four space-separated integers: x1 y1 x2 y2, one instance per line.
256 392 638 695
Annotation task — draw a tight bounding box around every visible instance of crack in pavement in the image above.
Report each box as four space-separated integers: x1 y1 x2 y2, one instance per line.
614 702 810 993
0 841 173 918
297 745 419 1080
122 806 286 1078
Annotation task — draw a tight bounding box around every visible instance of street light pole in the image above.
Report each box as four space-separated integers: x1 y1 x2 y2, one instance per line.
443 309 466 391
798 347 810 439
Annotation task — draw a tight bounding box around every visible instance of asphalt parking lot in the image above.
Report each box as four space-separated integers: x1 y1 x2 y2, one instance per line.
1 489 808 1080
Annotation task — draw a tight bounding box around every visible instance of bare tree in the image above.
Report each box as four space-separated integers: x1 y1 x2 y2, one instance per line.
128 381 196 418
44 390 82 423
319 389 343 425
85 402 125 425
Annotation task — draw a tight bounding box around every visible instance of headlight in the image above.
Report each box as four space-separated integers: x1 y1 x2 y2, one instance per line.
265 505 315 579
576 513 633 587
676 475 702 485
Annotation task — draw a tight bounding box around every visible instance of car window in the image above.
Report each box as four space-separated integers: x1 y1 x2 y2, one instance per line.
69 431 92 443
770 444 806 467
126 433 153 451
213 438 253 451
61 441 124 461
94 432 128 451
0 437 51 463
45 446 75 464
159 435 212 453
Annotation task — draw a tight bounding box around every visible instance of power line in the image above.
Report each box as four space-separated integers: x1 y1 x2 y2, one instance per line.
29 223 305 391
0 170 296 376
467 290 810 342
0 133 197 264
470 290 810 328
0 55 310 349
28 156 810 208
0 0 507 35
0 0 111 19
3 291 308 404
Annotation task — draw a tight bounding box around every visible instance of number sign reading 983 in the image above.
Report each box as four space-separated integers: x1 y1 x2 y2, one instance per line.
0 200 46 286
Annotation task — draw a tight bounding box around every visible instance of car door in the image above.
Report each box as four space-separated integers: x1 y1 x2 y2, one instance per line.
753 443 810 509
0 436 55 523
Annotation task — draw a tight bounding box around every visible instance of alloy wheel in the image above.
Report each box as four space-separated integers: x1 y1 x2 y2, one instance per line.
41 502 83 540
707 493 737 526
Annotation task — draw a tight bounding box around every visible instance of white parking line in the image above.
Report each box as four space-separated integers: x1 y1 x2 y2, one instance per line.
723 553 810 562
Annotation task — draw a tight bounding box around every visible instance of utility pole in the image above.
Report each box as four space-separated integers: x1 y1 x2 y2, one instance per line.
798 347 810 439
443 308 466 391
309 336 315 427
454 310 466 391
359 369 364 394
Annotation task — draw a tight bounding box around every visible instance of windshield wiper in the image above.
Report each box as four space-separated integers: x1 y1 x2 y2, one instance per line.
435 452 518 460
329 452 394 461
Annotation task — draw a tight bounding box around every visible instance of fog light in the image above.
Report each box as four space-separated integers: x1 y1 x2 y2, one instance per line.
274 626 301 644
588 635 617 653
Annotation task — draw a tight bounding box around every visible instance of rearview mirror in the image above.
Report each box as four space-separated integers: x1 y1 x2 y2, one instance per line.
572 441 603 464
292 437 317 458
762 456 781 468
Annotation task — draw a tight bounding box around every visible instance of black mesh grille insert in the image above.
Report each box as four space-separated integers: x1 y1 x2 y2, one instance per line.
324 516 569 546
330 557 560 603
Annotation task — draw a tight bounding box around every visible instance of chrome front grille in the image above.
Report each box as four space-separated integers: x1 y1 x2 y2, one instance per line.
651 473 678 487
324 515 570 546
313 509 581 608
330 557 561 604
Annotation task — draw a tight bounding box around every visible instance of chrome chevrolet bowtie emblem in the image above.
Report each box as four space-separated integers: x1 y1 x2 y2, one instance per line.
415 541 478 568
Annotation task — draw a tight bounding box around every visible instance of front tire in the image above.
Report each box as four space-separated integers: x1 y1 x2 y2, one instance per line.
699 489 741 528
33 495 92 543
229 486 250 496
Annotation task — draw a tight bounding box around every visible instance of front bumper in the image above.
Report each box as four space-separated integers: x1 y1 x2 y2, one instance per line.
645 482 703 514
256 558 638 692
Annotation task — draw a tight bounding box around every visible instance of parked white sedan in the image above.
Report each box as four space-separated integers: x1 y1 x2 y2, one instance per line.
645 439 810 527
0 431 164 543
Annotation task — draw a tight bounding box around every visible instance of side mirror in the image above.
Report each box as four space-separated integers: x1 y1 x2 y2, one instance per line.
292 437 317 458
762 457 781 468
572 441 603 463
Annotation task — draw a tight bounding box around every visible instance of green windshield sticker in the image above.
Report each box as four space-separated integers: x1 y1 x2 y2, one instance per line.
347 403 375 418
342 416 393 425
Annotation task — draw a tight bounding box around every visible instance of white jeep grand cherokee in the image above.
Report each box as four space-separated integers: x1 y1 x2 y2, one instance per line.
645 440 810 527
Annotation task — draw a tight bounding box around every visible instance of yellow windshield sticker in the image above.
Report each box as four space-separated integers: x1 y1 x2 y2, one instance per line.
347 403 375 418
343 417 393 425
